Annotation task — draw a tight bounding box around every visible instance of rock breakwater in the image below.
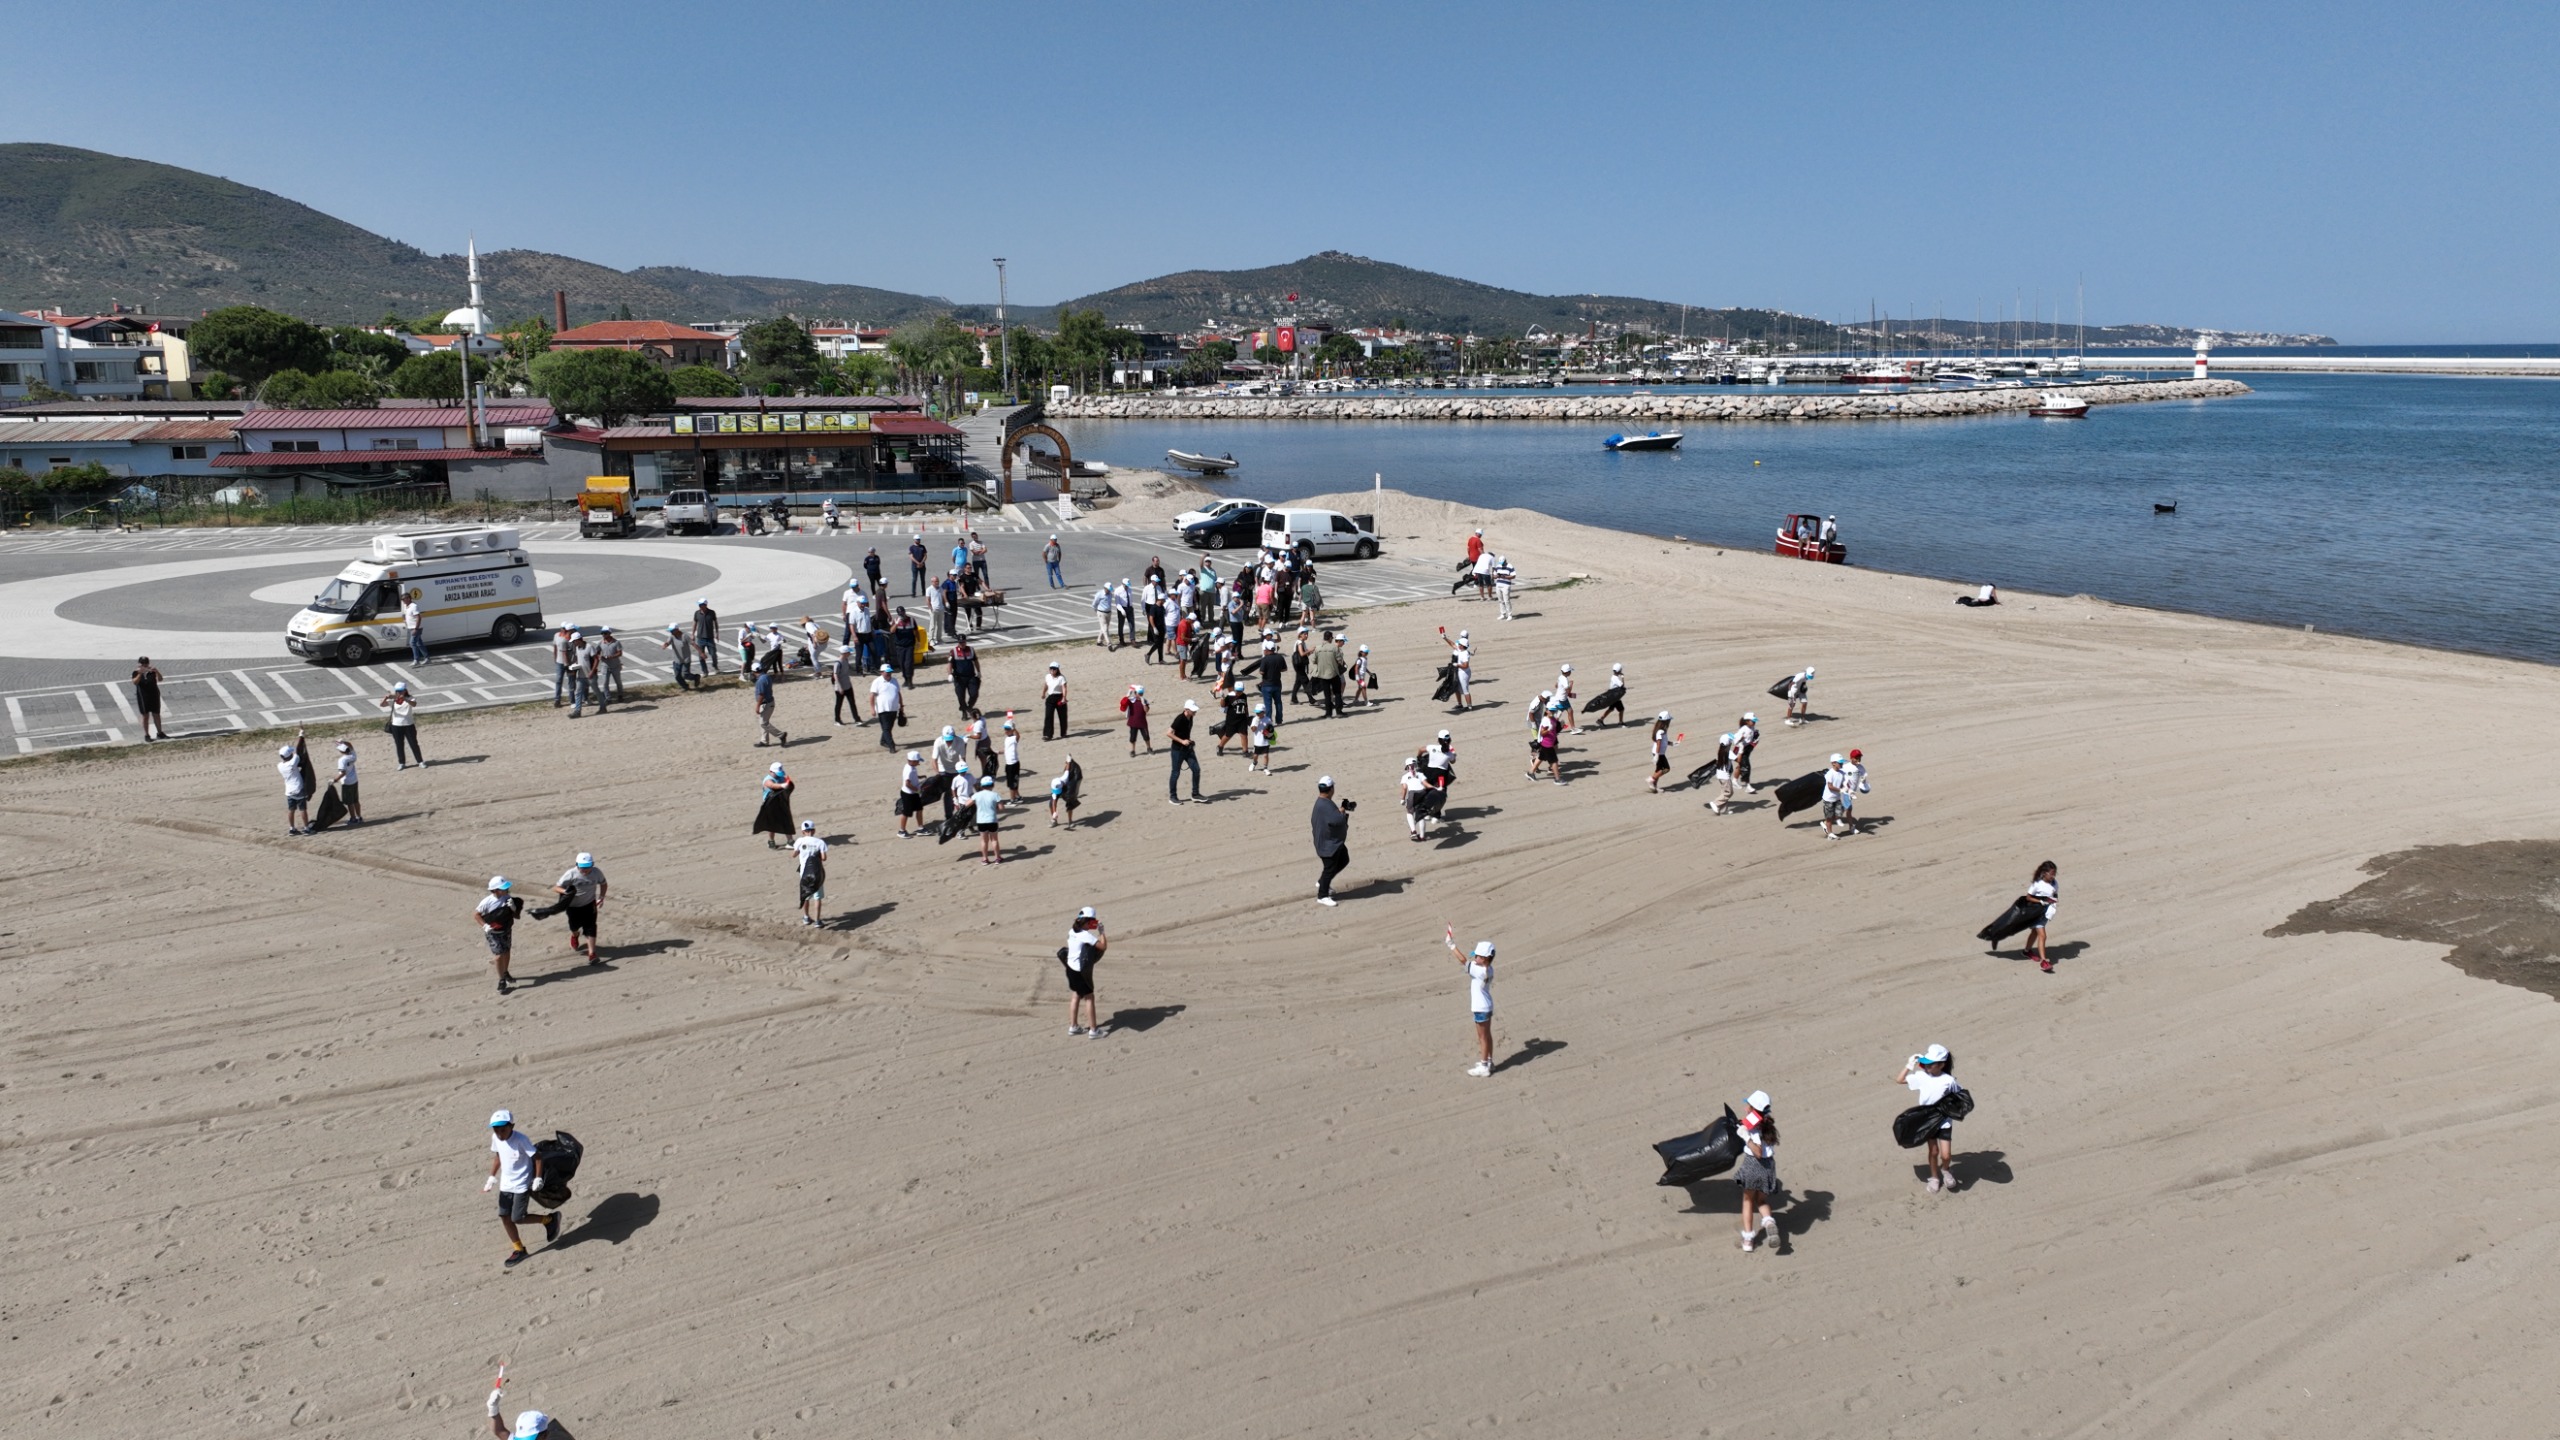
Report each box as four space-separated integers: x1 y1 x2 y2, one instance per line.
1050 377 2247 423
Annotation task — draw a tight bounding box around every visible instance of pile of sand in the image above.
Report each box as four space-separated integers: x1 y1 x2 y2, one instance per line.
7 492 2559 1438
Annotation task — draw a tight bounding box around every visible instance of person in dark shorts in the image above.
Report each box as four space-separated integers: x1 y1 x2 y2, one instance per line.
333 739 363 824
790 820 829 926
1060 906 1107 1037
551 853 607 964
477 876 523 992
484 1108 559 1266
1736 1090 1780 1252
132 656 168 741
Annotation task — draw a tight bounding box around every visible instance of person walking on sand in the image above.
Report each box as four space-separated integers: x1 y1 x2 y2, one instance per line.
1553 663 1580 732
1245 700 1274 774
1708 731 1744 814
1042 663 1070 741
1784 667 1814 727
1000 715 1024 800
972 774 1005 864
692 599 720 675
1118 684 1152 755
1308 631 1345 718
550 853 606 965
887 607 919 686
657 624 699 691
483 1109 559 1267
895 750 926 838
1167 699 1201 803
751 666 786 748
476 877 523 993
1586 663 1628 728
1528 705 1563 784
1290 626 1313 705
950 637 983 720
1255 638 1288 727
2027 860 2060 972
754 762 795 848
829 642 860 725
1647 712 1677 794
1311 776 1354 906
379 681 424 767
131 656 168 741
1490 554 1517 620
1819 754 1852 838
597 627 625 703
276 732 313 834
332 738 364 824
1900 1044 1965 1192
1061 906 1108 1036
1733 713 1761 791
1448 933 1499 1077
862 665 900 750
791 820 829 926
1401 755 1433 842
1837 748 1871 835
1351 643 1375 707
1736 1090 1780 1252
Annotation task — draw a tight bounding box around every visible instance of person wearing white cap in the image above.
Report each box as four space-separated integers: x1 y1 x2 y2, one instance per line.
1736 1090 1779 1251
1446 933 1499 1077
332 739 363 825
1553 663 1580 732
1784 666 1815 727
483 1108 558 1266
550 854 607 964
1707 731 1742 813
1043 534 1065 589
791 820 829 926
869 664 902 750
597 625 625 703
931 723 964 776
1819 754 1854 839
477 877 523 993
1733 712 1761 791
999 714 1023 800
691 598 720 675
1350 642 1374 707
487 1378 562 1439
1310 776 1354 905
1061 906 1108 1036
754 762 796 848
571 627 607 718
1245 699 1274 773
1583 663 1628 727
1487 553 1516 619
1440 627 1472 713
277 730 312 834
378 680 423 766
1166 698 1201 803
652 622 699 691
895 750 926 837
1899 1044 1964 1192
1646 712 1677 794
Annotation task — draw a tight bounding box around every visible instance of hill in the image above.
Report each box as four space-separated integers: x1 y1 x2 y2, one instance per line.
0 143 958 326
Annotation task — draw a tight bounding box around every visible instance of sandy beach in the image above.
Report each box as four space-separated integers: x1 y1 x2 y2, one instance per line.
7 489 2560 1439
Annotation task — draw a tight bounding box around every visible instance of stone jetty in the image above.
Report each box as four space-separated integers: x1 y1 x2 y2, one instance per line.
1049 377 2247 423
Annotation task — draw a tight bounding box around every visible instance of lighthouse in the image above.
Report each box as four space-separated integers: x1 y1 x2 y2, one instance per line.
2192 337 2211 380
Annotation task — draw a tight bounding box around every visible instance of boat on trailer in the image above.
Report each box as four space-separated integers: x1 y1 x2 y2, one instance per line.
1166 449 1240 474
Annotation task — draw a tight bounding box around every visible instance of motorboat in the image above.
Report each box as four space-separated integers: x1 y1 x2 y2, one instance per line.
1167 449 1240 474
1776 512 1846 563
2027 391 2090 419
1840 360 1916 385
1603 430 1683 451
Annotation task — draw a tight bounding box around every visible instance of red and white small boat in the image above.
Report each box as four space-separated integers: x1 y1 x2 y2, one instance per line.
2027 390 2089 418
1776 513 1845 563
1840 361 1915 386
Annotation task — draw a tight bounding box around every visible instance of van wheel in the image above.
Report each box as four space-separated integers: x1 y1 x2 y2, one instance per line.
1207 533 1228 550
492 615 525 645
1295 540 1316 564
1354 539 1379 559
337 634 374 666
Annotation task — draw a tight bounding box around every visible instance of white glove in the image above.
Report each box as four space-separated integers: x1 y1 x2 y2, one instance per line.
482 1176 497 1193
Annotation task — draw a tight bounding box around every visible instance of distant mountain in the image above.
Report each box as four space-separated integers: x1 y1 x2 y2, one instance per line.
1054 250 1833 342
0 143 957 326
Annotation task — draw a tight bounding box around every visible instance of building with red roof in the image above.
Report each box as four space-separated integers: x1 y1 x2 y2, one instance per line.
549 320 731 368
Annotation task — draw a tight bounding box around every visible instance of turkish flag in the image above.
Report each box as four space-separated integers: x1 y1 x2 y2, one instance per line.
1285 292 1298 303
1275 326 1296 353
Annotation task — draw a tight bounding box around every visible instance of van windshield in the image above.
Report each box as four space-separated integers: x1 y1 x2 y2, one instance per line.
307 578 365 615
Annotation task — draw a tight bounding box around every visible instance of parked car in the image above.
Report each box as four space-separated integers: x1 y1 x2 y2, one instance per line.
1262 507 1381 560
1178 503 1268 551
663 488 721 535
1172 496 1268 530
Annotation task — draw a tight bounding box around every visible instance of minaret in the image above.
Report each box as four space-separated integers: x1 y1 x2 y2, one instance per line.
466 237 487 336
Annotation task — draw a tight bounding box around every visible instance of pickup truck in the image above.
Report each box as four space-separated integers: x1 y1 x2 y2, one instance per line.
579 475 637 538
663 487 721 536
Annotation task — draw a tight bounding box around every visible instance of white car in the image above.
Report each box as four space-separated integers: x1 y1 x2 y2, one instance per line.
1172 497 1268 531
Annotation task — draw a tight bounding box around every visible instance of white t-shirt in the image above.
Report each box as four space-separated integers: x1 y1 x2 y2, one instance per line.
385 698 416 726
1451 644 1471 670
1401 770 1428 807
952 772 976 804
279 756 305 797
1001 734 1019 766
1822 768 1847 802
2028 879 2057 919
491 1129 536 1193
871 676 901 711
556 866 603 906
335 750 358 786
1044 671 1066 698
1467 958 1493 1014
792 835 829 874
1907 1070 1960 1133
402 598 422 629
1064 929 1098 972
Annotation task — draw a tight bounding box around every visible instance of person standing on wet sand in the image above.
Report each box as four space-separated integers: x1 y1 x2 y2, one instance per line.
1736 1090 1779 1252
131 657 168 741
477 877 523 993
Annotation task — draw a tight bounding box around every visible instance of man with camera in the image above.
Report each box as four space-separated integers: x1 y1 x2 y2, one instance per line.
1311 776 1355 906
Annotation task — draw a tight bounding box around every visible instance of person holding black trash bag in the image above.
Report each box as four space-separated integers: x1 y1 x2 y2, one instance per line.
2026 861 2060 971
1899 1044 1965 1192
1736 1090 1780 1252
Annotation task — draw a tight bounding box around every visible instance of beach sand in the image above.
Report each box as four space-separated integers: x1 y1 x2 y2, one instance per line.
7 490 2560 1439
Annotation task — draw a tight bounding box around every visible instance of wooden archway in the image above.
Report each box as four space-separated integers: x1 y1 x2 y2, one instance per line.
1000 422 1075 504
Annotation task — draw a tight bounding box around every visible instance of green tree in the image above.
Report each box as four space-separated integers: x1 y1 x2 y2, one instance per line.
531 348 676 428
262 368 381 408
1312 333 1364 372
834 353 893 395
481 319 554 396
1253 343 1284 367
194 368 239 401
193 305 330 388
738 317 823 395
388 350 467 400
1181 338 1238 385
1004 326 1056 392
326 326 412 377
886 317 980 412
670 363 741 397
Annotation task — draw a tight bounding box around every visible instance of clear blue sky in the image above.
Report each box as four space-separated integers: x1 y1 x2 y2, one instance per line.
12 1 2555 340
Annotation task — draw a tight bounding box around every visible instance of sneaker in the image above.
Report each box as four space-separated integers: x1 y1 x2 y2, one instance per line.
1316 896 1337 907
543 1210 560 1242
497 979 510 994
1089 1025 1110 1039
1466 1060 1492 1077
1925 1175 1941 1193
2039 959 2055 974
779 731 789 746
1738 1232 1755 1252
504 1248 529 1268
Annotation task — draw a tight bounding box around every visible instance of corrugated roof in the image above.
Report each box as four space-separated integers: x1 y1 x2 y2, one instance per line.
234 405 555 431
870 415 964 437
139 420 244 442
0 420 161 443
553 321 730 344
211 448 532 467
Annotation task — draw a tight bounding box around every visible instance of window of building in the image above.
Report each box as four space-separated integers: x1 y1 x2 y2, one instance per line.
47 457 73 467
172 445 208 460
372 437 420 450
0 363 21 384
73 362 111 383
270 440 322 453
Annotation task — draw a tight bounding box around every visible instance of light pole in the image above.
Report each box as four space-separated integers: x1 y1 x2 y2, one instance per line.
994 258 1010 401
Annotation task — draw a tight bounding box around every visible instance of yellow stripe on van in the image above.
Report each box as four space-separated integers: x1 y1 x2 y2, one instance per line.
304 597 533 633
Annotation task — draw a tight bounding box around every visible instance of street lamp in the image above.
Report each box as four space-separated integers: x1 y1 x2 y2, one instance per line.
994 258 1010 400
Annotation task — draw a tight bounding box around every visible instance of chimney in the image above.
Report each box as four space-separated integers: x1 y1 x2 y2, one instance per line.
554 291 569 333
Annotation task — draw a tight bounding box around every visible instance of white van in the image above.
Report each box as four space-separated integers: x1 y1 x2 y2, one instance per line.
1261 507 1381 560
284 526 545 665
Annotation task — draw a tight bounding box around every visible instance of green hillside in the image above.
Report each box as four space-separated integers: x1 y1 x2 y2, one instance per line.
0 143 957 326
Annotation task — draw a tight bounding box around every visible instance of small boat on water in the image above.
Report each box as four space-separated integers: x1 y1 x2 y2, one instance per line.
1167 449 1240 474
2027 391 2090 419
1604 430 1683 451
1776 512 1846 564
1841 361 1916 386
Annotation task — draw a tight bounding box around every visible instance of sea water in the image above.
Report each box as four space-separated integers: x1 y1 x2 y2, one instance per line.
1059 373 2560 663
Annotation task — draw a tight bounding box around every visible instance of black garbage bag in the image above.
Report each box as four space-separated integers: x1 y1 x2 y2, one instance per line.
1772 770 1827 822
1686 758 1725 785
309 785 349 832
1892 1104 1943 1149
1766 675 1798 699
1654 1106 1743 1185
1583 684 1625 716
1432 662 1459 703
1976 897 2047 946
531 1129 583 1207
